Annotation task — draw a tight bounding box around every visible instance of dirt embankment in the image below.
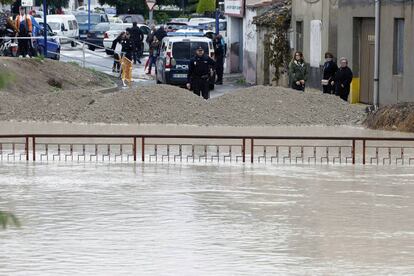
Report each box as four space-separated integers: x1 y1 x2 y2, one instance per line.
365 103 414 133
0 58 367 126
0 58 114 95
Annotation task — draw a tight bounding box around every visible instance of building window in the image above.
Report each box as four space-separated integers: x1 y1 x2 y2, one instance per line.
296 21 303 52
393 19 404 75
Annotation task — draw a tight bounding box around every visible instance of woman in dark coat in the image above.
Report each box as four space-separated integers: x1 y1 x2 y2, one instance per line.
288 51 308 91
332 57 353 102
322 52 338 94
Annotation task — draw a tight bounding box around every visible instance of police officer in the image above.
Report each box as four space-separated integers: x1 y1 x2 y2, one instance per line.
187 46 215 100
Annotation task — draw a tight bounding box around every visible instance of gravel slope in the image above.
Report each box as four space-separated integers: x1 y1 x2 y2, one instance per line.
0 84 366 126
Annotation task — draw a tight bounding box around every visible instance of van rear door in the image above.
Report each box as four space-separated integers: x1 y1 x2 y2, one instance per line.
171 41 209 80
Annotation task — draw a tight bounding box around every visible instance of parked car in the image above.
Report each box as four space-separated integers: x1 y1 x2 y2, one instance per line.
74 12 109 41
46 14 79 46
103 23 151 55
166 22 188 32
156 33 215 89
34 22 61 60
86 22 111 50
188 17 215 27
117 14 145 24
169 18 189 24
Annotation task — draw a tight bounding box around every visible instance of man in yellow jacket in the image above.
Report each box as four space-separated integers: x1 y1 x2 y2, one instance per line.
15 7 32 57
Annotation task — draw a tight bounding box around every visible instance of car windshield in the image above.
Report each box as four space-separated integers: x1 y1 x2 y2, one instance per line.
39 22 53 33
172 41 208 59
48 22 61 30
105 8 116 15
75 14 101 24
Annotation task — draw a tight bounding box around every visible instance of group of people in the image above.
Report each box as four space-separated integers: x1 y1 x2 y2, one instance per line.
288 51 353 101
110 22 145 87
0 7 43 57
111 23 226 98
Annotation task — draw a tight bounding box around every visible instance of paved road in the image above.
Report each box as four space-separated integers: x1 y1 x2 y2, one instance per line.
60 43 243 98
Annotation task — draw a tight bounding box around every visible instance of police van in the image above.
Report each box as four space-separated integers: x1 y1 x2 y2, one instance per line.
155 32 215 88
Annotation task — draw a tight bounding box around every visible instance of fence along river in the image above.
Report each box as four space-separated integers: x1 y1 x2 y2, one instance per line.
1 134 414 165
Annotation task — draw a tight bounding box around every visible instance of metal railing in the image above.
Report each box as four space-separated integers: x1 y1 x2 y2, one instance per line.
1 35 125 72
1 134 414 165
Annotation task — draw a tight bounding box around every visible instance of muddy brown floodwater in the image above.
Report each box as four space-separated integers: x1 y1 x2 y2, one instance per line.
0 162 413 275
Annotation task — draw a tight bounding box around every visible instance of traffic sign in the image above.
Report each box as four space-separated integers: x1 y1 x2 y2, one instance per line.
146 0 156 11
21 0 34 7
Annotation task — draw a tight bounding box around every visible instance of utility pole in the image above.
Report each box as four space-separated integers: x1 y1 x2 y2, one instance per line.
43 0 47 57
88 0 91 32
373 0 380 108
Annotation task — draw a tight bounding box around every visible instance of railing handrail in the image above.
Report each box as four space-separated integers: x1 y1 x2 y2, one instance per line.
1 134 414 141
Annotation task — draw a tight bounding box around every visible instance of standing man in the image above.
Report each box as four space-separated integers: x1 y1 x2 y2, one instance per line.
187 46 215 100
213 34 225 85
129 22 144 64
154 25 167 43
15 7 32 57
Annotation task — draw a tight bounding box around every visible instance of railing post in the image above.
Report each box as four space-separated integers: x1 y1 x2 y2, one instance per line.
141 137 145 162
82 43 86 68
250 138 254 164
133 137 137 162
362 139 366 165
242 138 246 163
25 136 29 161
32 136 36 161
352 139 356 165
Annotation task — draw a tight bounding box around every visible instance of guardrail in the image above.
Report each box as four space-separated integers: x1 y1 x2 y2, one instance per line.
1 134 414 165
1 35 129 72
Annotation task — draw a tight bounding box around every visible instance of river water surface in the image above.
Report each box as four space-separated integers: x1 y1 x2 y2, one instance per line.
0 163 413 275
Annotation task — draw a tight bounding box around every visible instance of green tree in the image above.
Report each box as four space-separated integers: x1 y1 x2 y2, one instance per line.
196 0 215 14
0 0 14 4
98 0 148 15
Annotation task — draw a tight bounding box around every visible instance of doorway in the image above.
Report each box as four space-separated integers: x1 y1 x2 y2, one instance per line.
359 18 375 104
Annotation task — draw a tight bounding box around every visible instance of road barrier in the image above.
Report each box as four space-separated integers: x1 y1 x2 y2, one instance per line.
0 134 414 165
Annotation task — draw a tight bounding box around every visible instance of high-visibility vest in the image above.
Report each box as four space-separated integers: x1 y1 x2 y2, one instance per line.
15 15 32 34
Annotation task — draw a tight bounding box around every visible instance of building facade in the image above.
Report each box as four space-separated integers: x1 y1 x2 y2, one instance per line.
290 0 338 89
337 0 414 105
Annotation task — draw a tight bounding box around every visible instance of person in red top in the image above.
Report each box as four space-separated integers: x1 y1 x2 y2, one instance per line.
15 7 32 57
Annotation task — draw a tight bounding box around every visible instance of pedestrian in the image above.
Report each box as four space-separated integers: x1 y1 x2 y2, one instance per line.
288 51 308 91
28 10 43 57
154 25 167 43
321 52 338 94
15 6 32 57
129 22 144 64
111 31 125 73
146 37 159 75
121 29 134 87
187 46 215 100
332 57 353 102
213 34 225 85
146 25 156 45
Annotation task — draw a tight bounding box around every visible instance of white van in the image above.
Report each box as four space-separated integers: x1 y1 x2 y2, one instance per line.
46 15 79 46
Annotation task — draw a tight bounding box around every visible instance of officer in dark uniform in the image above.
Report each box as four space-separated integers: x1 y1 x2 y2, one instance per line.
187 46 215 100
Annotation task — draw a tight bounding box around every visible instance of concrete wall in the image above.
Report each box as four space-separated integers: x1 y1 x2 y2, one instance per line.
338 0 414 105
242 7 257 84
225 16 244 73
291 0 338 89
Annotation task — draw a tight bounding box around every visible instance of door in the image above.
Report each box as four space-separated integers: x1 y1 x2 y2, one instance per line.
360 19 375 104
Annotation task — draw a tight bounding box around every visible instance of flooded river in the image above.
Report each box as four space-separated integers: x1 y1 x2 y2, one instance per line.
0 163 413 275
